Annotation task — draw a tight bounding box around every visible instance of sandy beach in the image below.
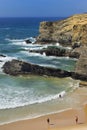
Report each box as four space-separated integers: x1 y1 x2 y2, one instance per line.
0 86 87 130
0 104 86 130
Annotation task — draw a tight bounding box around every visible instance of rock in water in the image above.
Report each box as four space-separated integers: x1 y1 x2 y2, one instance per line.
2 59 71 77
0 54 6 57
29 46 71 57
25 39 32 44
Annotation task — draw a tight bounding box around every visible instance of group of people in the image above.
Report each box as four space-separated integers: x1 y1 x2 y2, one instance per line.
47 116 78 125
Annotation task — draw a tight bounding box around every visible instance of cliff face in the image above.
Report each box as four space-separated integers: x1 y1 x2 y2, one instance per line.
75 46 87 76
36 14 87 46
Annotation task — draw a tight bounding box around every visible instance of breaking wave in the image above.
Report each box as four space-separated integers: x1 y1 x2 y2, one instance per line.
0 91 66 110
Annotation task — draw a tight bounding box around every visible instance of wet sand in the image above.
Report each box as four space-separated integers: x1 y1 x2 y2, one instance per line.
0 105 86 130
0 86 87 130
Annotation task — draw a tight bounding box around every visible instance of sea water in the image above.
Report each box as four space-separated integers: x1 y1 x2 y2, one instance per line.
0 17 79 124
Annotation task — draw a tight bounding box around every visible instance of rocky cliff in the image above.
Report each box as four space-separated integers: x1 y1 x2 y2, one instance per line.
2 14 87 81
36 14 87 46
75 46 87 76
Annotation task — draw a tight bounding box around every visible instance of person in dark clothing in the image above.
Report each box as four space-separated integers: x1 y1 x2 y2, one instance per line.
75 116 78 124
47 118 50 124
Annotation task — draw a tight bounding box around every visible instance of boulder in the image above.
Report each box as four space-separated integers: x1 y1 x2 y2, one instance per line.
25 39 32 44
0 54 6 57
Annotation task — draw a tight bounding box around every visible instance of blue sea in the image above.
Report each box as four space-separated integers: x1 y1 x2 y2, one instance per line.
0 17 80 124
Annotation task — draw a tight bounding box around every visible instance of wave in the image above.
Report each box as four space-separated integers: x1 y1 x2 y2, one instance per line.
0 91 66 110
0 27 10 30
55 42 60 46
39 64 57 68
0 55 17 72
5 37 36 45
20 51 76 62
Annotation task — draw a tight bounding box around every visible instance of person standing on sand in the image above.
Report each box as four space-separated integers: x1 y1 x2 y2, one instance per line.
47 118 50 124
75 116 78 124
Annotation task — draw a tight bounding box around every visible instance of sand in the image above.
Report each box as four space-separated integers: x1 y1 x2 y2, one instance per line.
0 86 87 130
0 105 86 130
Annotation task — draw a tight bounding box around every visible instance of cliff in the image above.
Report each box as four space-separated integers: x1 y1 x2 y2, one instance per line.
36 14 87 46
75 46 87 76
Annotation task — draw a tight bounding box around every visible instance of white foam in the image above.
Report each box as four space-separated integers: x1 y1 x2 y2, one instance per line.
56 43 60 46
0 91 66 110
66 47 72 50
5 38 24 42
43 52 46 56
5 37 36 45
26 37 36 43
39 64 57 68
0 55 16 72
21 51 42 57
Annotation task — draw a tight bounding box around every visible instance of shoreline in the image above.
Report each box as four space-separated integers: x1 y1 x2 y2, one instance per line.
0 107 73 125
0 84 87 126
0 104 86 130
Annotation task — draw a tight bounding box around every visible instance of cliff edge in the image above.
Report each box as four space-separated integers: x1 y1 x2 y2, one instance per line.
36 14 87 46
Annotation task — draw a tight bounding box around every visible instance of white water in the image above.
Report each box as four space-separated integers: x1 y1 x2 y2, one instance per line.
0 56 16 72
0 90 66 109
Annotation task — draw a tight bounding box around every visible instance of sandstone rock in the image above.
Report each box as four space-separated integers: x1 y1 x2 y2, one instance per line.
36 14 87 46
79 81 87 87
72 46 87 81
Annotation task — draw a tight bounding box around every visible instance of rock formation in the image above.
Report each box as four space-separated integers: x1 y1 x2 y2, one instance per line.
29 46 71 57
74 46 87 80
36 14 87 46
2 59 71 77
2 14 87 81
25 39 32 44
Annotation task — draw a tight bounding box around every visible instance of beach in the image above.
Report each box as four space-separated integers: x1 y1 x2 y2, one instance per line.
0 82 87 130
0 103 86 130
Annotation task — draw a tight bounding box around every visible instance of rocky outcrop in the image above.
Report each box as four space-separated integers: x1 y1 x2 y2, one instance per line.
79 81 87 87
75 46 87 75
2 57 87 81
36 14 87 46
2 59 71 77
71 46 87 81
69 46 84 59
29 45 85 58
0 54 6 57
29 46 71 57
25 39 32 44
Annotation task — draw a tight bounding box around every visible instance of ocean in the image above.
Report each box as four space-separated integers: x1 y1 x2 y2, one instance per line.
0 17 80 124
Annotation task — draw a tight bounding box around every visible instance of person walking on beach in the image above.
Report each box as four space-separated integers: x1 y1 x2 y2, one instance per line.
47 118 50 124
75 116 78 124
